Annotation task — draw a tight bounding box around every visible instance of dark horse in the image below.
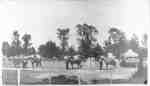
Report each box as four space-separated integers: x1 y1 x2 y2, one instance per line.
65 55 82 70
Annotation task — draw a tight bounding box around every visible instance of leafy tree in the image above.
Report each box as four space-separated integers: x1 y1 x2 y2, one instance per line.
129 34 139 52
91 43 104 60
28 47 36 55
67 46 76 56
38 41 60 59
57 28 70 55
105 28 127 58
38 45 47 57
108 27 123 44
76 23 98 58
141 33 147 48
141 33 148 57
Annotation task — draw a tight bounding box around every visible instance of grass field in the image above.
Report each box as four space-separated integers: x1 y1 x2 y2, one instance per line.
2 70 17 85
2 59 147 85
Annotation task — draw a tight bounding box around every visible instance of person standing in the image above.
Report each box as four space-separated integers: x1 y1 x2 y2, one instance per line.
64 56 70 70
99 56 105 70
22 59 28 68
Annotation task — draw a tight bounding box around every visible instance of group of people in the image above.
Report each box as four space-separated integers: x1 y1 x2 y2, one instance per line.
10 52 120 70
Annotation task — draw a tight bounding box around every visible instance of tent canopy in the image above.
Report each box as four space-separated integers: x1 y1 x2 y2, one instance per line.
123 49 138 58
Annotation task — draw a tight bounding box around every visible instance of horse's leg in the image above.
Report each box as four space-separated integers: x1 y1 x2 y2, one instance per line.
71 63 74 69
37 60 40 67
106 63 108 70
78 63 80 69
25 61 28 68
76 63 78 69
66 61 69 70
22 62 25 68
40 60 42 67
39 61 42 67
78 64 80 69
36 62 38 68
14 63 16 68
78 62 81 69
32 62 34 68
32 62 33 68
101 62 103 70
79 62 82 69
99 61 102 70
38 61 42 67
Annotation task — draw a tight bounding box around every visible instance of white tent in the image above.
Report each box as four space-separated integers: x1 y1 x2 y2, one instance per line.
123 49 138 58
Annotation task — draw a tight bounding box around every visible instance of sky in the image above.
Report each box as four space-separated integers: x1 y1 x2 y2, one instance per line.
0 0 149 56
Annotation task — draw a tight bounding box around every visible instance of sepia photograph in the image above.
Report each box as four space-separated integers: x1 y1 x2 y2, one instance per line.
0 0 149 86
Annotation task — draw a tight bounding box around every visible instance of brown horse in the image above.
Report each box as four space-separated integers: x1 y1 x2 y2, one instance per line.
65 55 82 69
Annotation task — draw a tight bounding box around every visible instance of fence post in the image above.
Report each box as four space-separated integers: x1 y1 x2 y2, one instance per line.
78 70 81 85
17 69 21 86
110 69 112 84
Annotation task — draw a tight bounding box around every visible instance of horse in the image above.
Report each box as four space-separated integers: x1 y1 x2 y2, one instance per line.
65 55 82 70
29 55 42 68
98 56 105 70
103 57 116 70
98 55 120 70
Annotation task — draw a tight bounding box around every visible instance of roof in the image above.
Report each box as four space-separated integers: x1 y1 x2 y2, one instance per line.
123 49 138 57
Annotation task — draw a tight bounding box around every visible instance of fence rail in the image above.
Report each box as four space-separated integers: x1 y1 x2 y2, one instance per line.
2 67 82 86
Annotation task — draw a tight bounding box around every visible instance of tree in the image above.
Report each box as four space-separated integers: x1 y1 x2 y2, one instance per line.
141 33 147 48
129 34 139 52
92 43 104 60
22 33 32 55
105 27 127 58
28 47 36 55
67 46 76 56
108 27 123 44
2 41 10 56
38 41 60 59
57 28 70 55
141 33 148 57
76 23 98 58
38 45 47 57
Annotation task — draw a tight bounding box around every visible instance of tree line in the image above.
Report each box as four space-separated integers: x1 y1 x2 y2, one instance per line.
2 30 36 57
2 23 147 60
